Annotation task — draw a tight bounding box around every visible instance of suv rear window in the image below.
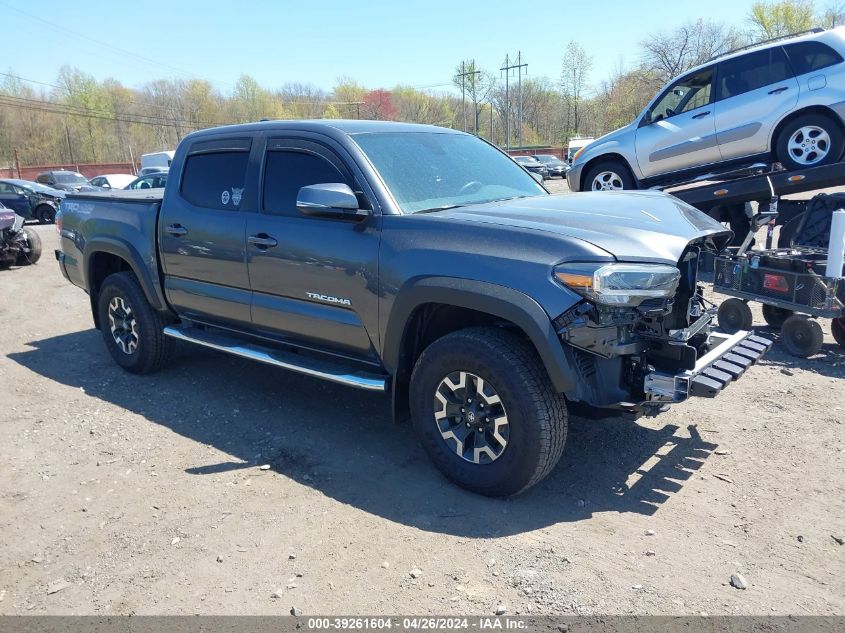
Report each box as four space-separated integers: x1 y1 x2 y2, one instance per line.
181 151 249 210
716 47 793 100
784 41 844 75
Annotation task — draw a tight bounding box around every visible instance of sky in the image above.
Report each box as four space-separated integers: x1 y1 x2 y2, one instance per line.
1 0 758 96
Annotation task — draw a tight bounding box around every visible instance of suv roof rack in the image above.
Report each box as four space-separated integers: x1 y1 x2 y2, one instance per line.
705 27 825 63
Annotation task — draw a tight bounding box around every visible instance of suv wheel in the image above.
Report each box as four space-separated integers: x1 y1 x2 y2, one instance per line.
409 327 568 497
776 113 844 170
584 160 637 191
97 272 175 374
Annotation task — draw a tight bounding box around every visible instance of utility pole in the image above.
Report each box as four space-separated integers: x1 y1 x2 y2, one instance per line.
455 62 481 134
516 51 526 147
500 53 527 150
63 119 76 170
13 148 21 179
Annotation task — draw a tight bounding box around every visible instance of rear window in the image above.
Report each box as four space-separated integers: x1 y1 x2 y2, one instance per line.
716 47 793 100
181 151 249 210
784 41 844 75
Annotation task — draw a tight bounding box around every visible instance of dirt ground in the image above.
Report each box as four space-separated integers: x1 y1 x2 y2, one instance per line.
1 208 844 616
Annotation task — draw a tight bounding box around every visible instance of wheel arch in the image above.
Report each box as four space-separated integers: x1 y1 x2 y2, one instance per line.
769 105 845 157
383 277 579 422
579 152 636 191
84 239 167 328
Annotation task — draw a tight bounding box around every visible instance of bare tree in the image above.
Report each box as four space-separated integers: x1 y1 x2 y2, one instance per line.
560 41 592 137
641 20 741 84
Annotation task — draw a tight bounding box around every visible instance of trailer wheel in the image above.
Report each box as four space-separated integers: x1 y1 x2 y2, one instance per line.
762 304 793 330
831 317 845 348
718 298 753 334
781 314 824 357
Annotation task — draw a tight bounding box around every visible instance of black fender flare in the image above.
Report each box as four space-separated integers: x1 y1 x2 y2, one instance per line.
382 276 578 394
83 237 167 312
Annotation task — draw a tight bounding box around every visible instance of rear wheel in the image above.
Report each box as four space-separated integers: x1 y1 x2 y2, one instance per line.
583 160 637 191
15 228 41 265
831 317 845 348
96 272 175 374
776 113 844 171
409 327 567 497
762 304 793 330
781 314 824 357
718 298 753 334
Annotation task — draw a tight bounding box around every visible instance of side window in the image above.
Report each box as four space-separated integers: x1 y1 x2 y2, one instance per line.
784 41 844 75
181 151 249 210
0 183 12 193
716 48 793 100
649 67 713 121
263 150 348 217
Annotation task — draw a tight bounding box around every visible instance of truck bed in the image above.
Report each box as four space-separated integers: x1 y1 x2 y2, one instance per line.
67 189 164 203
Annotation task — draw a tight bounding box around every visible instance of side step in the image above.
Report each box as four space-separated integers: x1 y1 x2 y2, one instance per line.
163 326 388 392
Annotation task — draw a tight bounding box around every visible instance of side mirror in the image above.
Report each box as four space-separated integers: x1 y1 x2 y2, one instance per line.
297 183 370 220
530 172 544 184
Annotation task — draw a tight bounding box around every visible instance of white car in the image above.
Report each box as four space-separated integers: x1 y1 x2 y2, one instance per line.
568 27 845 191
89 174 137 190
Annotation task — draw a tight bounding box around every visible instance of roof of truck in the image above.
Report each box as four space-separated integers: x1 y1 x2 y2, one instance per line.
188 119 463 138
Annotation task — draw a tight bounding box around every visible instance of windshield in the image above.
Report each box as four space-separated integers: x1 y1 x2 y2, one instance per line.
54 172 88 184
535 155 561 164
352 132 546 213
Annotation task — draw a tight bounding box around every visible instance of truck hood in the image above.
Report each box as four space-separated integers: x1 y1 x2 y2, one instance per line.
435 190 731 264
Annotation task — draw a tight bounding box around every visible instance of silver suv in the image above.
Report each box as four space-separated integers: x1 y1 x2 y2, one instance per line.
568 28 845 192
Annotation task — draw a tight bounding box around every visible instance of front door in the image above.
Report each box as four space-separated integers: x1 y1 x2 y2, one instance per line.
714 47 799 160
0 183 31 216
246 136 380 359
158 137 254 328
635 66 721 179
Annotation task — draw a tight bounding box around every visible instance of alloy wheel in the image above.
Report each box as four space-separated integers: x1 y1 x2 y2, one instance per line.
433 370 509 464
787 126 831 165
591 170 624 191
108 296 139 354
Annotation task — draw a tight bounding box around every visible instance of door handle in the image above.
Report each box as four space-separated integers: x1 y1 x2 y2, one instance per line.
248 233 278 249
692 110 711 119
165 224 188 237
768 86 789 95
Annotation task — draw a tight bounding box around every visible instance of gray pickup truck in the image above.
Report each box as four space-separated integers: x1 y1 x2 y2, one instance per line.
55 120 771 496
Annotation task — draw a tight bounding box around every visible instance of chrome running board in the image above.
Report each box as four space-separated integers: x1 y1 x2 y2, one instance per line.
163 325 387 392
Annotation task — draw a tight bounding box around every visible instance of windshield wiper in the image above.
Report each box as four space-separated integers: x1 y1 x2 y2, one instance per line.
415 204 465 214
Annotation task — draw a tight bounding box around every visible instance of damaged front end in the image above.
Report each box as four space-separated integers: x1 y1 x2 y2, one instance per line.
553 242 772 416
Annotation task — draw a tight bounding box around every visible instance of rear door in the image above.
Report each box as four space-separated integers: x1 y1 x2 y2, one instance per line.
245 135 381 359
158 137 255 328
713 47 799 160
634 66 720 178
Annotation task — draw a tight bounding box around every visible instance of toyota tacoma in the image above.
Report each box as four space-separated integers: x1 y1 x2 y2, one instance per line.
55 120 771 496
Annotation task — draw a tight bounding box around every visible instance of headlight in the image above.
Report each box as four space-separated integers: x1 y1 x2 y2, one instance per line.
554 262 680 307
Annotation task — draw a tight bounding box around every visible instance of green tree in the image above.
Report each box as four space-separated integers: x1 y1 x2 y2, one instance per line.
748 0 815 39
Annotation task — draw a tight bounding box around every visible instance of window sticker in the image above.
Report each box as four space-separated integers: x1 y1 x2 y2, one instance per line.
221 190 230 205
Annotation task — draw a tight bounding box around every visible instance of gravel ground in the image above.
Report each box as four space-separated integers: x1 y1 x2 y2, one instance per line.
1 214 843 617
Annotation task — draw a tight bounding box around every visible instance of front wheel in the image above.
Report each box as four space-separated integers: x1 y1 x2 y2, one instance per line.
35 205 56 224
97 272 175 374
583 160 637 191
775 113 844 171
15 228 42 265
409 327 567 497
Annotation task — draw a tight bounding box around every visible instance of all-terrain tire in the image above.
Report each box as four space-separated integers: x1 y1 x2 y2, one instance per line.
831 317 845 348
409 326 568 497
583 159 638 191
97 271 175 374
